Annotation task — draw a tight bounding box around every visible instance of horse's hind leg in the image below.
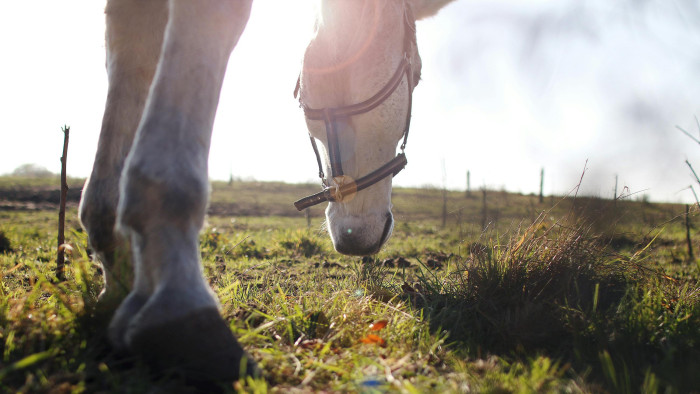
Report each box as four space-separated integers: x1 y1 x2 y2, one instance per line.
79 0 167 312
112 0 256 381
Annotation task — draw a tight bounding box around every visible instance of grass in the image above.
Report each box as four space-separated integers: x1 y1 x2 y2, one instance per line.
0 176 698 392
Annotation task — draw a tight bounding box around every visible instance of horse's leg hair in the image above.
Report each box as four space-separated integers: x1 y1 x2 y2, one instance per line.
112 0 256 380
79 0 168 312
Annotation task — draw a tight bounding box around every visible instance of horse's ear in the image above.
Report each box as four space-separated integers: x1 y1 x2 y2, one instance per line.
407 0 456 20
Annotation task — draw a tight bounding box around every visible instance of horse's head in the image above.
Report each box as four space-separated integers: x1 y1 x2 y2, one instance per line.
296 0 422 255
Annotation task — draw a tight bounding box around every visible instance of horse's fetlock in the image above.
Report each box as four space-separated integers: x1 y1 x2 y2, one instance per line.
119 164 209 233
80 177 123 257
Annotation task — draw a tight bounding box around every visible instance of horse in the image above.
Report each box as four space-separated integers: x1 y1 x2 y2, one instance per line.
79 0 455 382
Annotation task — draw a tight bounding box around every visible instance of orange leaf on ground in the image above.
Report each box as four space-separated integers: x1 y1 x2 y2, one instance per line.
369 320 388 331
360 334 386 346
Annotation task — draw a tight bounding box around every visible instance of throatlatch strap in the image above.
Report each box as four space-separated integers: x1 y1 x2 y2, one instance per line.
308 135 325 182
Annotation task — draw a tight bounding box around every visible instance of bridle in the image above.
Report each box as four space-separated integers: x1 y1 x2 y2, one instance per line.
293 3 417 211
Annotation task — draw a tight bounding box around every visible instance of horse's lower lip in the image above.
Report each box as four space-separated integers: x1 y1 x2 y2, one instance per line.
360 213 394 256
332 213 394 256
374 213 394 253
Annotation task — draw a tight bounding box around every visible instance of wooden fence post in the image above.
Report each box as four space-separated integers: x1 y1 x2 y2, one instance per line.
466 170 471 198
481 188 487 231
441 160 447 227
442 187 448 228
539 168 544 204
686 205 694 262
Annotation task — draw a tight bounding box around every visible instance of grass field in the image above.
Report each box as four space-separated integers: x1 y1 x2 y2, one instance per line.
0 176 698 392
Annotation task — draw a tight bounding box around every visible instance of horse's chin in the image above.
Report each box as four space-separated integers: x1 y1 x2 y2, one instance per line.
326 208 394 256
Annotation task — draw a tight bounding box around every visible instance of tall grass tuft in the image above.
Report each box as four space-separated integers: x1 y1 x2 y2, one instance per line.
277 229 326 258
0 230 11 254
405 212 700 391
419 216 628 351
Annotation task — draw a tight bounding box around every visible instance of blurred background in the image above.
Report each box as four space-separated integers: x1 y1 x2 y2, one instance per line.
1 0 698 202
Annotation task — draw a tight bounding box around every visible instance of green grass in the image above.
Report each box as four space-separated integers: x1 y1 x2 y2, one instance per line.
0 175 84 190
0 177 698 392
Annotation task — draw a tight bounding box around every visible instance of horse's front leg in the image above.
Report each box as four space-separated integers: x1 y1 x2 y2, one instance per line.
79 0 167 312
112 0 256 381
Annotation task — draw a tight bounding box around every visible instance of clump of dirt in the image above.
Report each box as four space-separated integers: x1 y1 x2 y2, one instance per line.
0 231 11 254
379 256 413 268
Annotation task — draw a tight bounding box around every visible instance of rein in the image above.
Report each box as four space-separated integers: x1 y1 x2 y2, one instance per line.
294 4 416 211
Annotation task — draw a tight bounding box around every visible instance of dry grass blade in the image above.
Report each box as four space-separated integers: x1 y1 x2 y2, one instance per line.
677 125 700 145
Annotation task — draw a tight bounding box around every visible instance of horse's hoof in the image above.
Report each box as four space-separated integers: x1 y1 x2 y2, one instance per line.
127 307 259 382
108 291 149 352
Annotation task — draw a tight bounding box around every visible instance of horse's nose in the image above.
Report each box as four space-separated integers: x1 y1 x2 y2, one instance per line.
331 212 393 256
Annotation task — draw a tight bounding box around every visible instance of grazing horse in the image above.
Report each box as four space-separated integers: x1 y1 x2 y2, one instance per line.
79 0 455 382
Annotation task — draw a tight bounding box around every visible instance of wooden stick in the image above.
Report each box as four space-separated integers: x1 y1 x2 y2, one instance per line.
57 125 70 281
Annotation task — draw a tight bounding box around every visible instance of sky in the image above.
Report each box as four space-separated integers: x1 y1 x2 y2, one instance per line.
1 0 699 203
